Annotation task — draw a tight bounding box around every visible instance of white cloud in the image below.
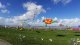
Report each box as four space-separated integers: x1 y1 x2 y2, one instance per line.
1 9 10 13
0 2 80 27
62 0 72 5
0 2 46 26
41 16 46 20
13 2 46 21
53 17 58 21
52 0 72 4
56 18 80 26
0 17 5 25
30 17 80 27
0 15 80 27
52 0 61 4
0 2 9 13
28 16 47 26
0 2 6 9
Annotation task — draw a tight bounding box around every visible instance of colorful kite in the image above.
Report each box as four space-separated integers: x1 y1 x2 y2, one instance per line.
43 18 53 24
43 18 57 27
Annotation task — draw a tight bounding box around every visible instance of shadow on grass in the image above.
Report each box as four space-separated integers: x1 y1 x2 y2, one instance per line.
74 31 80 33
56 34 66 37
75 34 80 36
36 31 40 33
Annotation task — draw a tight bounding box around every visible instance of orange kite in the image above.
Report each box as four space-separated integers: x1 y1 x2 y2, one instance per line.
43 18 53 24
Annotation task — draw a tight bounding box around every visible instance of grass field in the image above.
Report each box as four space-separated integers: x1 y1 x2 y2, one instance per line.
0 27 80 45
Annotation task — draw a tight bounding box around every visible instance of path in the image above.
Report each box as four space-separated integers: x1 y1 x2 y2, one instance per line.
0 39 12 45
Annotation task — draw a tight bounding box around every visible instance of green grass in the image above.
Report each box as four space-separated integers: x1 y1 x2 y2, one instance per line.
0 27 80 45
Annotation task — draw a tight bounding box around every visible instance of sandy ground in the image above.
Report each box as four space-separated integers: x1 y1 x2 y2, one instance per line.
0 39 12 45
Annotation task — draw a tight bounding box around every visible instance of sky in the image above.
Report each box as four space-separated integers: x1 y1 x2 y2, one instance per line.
0 0 80 27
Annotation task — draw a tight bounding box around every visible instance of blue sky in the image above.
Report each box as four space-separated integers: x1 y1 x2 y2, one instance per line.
0 0 80 26
0 0 80 18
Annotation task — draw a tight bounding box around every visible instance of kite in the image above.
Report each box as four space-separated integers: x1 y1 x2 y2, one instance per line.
43 18 57 27
43 18 53 24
